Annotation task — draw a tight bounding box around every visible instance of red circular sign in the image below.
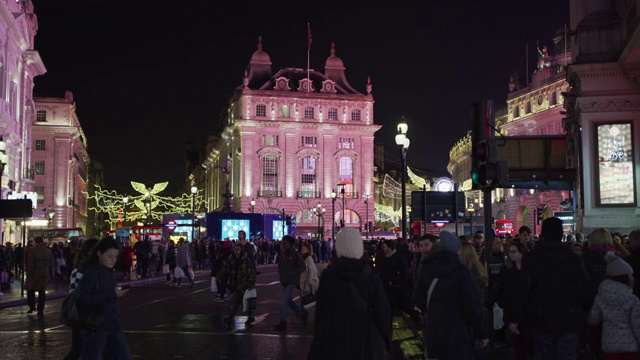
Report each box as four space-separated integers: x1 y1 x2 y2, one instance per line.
433 222 447 229
166 220 176 231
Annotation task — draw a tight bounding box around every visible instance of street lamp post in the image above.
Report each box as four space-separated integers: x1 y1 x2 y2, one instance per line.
250 198 255 213
314 203 325 240
364 194 370 240
0 135 7 199
331 190 337 240
395 117 410 245
122 196 128 227
47 206 55 228
191 186 197 243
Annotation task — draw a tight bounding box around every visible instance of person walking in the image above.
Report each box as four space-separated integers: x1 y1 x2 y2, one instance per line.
25 236 54 316
63 238 99 360
217 244 256 330
119 240 133 281
308 227 391 360
274 235 307 331
508 217 590 360
176 237 194 288
75 238 132 360
299 243 319 307
165 240 177 284
414 231 489 359
588 252 640 359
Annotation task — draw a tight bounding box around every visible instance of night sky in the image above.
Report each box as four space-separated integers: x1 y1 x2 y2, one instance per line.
31 0 569 194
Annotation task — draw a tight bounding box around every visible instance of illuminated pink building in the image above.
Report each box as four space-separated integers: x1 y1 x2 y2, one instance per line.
199 38 380 239
32 92 89 231
0 0 46 244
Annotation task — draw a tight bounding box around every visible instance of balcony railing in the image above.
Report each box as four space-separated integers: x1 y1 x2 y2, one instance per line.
258 189 282 198
297 190 321 198
340 191 358 199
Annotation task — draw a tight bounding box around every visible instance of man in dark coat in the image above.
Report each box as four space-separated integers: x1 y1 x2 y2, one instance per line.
274 235 307 331
309 228 391 360
217 244 256 329
508 217 590 359
25 236 53 315
414 231 488 359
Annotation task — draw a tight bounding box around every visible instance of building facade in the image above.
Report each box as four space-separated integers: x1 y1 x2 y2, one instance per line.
448 30 572 235
32 91 89 232
563 0 640 234
0 0 46 244
197 39 380 239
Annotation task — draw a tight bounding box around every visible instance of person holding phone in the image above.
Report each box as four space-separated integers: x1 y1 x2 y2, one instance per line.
75 238 132 360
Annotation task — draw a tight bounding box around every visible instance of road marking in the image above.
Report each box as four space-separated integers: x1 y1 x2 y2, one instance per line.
256 281 280 286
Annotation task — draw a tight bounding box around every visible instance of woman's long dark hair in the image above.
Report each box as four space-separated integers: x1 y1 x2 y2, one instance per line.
85 237 121 267
74 238 99 268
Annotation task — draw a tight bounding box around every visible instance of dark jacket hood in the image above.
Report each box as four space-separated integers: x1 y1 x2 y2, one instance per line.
421 250 464 278
330 257 372 282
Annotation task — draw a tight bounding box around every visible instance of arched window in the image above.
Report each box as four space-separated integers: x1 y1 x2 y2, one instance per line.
550 91 557 105
339 157 354 198
513 105 520 118
300 155 317 197
327 108 338 120
261 154 278 196
351 109 361 121
256 104 266 117
304 106 314 119
525 102 531 114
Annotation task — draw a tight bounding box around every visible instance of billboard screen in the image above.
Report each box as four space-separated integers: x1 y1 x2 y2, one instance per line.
221 219 250 240
272 220 288 240
596 123 636 206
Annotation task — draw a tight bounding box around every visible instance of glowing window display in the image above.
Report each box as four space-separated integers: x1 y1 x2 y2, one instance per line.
221 219 250 239
595 123 636 206
272 220 288 240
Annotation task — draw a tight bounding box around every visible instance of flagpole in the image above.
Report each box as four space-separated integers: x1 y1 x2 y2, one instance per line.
307 23 311 92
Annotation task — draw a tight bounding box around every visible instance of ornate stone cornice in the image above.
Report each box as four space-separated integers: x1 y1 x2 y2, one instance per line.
577 98 640 112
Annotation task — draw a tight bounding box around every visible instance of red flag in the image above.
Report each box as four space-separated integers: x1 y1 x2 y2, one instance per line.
308 23 312 50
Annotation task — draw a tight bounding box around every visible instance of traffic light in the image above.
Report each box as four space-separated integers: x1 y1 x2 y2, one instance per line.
470 98 507 189
340 219 345 228
537 206 546 224
285 215 292 225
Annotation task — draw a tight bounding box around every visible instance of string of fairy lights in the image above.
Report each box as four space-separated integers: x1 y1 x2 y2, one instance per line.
85 181 204 226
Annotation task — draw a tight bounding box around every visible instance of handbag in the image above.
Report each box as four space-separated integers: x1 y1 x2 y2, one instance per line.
162 264 170 275
60 274 106 331
242 288 257 312
210 277 218 292
301 284 317 309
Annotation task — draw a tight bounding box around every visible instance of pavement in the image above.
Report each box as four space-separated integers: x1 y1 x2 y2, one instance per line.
0 270 172 310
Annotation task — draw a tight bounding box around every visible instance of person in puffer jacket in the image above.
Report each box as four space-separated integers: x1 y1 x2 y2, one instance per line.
588 251 640 357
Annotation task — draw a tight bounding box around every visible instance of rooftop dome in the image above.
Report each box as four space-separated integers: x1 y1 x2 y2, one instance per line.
250 36 272 66
324 42 345 70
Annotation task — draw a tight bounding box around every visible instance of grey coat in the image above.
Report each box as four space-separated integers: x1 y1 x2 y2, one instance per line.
588 279 640 353
176 243 191 268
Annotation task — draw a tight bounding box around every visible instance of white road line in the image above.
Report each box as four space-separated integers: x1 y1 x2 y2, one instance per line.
256 281 280 286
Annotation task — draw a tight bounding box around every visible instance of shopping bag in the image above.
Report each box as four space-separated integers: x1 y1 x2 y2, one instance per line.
493 303 505 330
301 285 317 309
210 277 218 292
242 288 257 312
162 264 170 275
174 267 185 279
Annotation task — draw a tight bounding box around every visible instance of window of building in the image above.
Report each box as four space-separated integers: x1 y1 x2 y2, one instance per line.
280 105 290 118
327 108 338 120
525 102 531 114
339 157 354 198
35 186 44 205
301 136 317 148
339 138 355 149
513 105 520 118
36 110 47 122
35 161 45 175
262 135 279 146
550 91 557 105
256 104 267 117
35 140 45 151
304 106 314 119
351 109 361 121
262 155 278 193
300 155 316 197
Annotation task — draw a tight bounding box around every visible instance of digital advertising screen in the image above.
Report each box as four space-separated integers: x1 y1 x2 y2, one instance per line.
272 220 288 240
221 219 250 239
596 123 636 206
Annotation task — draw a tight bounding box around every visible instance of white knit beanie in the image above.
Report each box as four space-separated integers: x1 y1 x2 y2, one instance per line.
606 251 633 277
335 228 364 259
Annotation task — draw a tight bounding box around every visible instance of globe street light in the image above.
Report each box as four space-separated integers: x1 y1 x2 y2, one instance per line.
47 206 55 228
250 198 255 213
395 117 410 244
191 186 197 243
331 190 337 240
314 203 325 240
363 194 371 240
